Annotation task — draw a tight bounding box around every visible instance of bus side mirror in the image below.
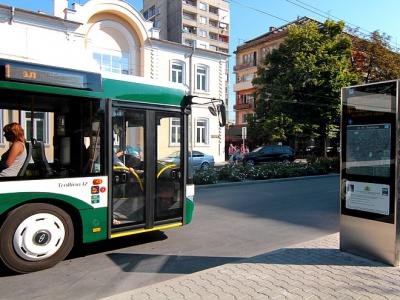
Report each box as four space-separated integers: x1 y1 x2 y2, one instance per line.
208 106 217 116
218 104 227 127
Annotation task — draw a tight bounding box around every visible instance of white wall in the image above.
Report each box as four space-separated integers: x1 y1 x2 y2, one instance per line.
144 41 227 162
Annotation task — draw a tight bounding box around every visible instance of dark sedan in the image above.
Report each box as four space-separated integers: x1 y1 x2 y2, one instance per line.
243 145 295 165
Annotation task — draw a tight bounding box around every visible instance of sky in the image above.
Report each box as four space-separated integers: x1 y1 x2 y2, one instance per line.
2 0 400 121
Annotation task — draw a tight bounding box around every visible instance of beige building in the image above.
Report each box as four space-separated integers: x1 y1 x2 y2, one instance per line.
233 17 310 128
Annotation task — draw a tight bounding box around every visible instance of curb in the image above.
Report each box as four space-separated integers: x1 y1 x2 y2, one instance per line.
195 173 339 189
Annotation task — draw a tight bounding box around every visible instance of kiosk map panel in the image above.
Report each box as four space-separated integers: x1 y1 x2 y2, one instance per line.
346 124 391 177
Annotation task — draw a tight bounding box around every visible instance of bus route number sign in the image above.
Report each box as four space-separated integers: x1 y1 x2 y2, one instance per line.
5 63 85 89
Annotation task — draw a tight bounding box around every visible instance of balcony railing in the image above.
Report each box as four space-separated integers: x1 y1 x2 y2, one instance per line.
182 0 196 7
234 102 254 110
233 63 257 72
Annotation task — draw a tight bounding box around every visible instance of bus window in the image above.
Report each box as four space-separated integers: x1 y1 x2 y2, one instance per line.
156 112 183 221
0 93 105 180
112 108 145 226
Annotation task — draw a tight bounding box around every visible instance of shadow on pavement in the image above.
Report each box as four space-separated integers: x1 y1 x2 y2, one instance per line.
69 230 168 259
0 231 169 277
107 252 243 274
246 248 390 267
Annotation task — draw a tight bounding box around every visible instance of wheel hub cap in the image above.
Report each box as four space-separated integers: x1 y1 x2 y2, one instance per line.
13 213 65 261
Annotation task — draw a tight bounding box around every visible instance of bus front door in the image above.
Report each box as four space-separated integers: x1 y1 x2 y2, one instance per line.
111 107 184 231
112 108 146 227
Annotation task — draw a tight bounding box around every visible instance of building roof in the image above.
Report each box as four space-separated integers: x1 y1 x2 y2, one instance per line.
235 16 318 53
0 4 82 25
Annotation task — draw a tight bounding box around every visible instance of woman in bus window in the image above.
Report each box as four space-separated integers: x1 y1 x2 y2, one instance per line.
0 123 27 177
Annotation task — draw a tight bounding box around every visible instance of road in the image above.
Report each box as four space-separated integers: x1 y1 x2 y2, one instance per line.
0 175 339 300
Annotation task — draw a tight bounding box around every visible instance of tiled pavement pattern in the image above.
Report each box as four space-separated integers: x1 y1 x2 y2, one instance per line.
102 233 400 299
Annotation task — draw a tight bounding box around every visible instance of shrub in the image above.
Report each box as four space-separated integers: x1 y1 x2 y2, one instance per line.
193 157 339 185
193 168 218 185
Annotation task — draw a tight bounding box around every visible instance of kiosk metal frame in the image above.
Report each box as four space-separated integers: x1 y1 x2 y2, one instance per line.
341 80 399 266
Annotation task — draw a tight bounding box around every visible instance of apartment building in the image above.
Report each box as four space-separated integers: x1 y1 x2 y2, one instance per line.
233 17 311 128
142 0 230 54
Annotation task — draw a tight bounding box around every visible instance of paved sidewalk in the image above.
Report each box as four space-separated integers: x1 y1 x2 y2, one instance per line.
101 233 400 299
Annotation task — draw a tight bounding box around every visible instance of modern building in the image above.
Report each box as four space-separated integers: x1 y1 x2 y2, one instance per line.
142 0 230 54
0 0 227 162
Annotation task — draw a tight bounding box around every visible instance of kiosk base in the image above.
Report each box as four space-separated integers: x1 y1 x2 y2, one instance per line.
340 215 397 266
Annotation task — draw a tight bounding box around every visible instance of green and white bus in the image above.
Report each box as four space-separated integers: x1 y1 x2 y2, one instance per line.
0 59 225 273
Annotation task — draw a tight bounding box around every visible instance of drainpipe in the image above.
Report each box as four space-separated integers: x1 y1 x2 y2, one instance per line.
188 45 195 94
9 6 15 24
187 45 195 151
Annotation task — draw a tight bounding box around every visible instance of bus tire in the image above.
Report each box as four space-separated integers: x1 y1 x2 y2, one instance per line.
0 203 74 273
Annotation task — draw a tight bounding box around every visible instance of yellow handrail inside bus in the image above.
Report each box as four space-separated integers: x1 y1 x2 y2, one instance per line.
157 164 176 179
113 166 144 191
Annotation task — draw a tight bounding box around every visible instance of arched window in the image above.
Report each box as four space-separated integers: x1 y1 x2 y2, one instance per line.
88 20 140 76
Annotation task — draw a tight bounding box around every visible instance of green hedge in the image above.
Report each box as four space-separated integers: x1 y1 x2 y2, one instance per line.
193 157 339 185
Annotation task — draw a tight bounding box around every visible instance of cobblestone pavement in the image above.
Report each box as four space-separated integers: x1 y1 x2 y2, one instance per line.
101 233 400 299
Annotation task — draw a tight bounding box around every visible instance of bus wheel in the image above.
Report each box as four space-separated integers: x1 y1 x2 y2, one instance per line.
0 203 74 273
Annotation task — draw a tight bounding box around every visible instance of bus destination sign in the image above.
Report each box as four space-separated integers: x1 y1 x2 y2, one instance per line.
3 61 102 91
5 63 86 89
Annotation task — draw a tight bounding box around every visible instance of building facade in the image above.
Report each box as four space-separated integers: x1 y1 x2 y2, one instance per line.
0 0 227 162
233 19 311 128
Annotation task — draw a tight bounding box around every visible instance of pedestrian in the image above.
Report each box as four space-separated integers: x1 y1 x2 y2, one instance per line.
228 143 237 162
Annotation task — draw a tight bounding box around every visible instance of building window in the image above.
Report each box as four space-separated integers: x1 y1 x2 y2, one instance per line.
199 16 207 24
242 113 254 124
196 118 209 145
196 65 208 91
241 73 255 82
209 32 218 40
209 5 218 14
143 5 158 20
171 61 185 83
183 11 196 21
197 42 208 49
209 19 218 27
184 39 195 47
170 118 181 145
199 29 207 37
199 2 207 11
22 111 50 144
183 25 197 34
241 52 257 67
154 20 161 28
93 52 129 75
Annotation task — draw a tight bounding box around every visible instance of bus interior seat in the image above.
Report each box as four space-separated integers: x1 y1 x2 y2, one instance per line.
32 140 55 177
17 142 32 177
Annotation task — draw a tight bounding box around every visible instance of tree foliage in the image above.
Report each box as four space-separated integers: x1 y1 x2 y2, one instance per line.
250 20 359 154
349 29 400 83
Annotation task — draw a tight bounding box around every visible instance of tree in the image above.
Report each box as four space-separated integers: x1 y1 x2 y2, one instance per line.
251 20 359 155
349 29 400 83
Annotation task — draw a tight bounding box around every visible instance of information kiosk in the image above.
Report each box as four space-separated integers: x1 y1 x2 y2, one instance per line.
341 80 398 265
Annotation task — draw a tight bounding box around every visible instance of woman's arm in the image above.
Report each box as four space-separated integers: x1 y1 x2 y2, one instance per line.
4 142 24 168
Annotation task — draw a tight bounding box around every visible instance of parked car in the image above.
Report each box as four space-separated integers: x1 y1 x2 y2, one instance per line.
243 145 295 165
161 150 215 170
